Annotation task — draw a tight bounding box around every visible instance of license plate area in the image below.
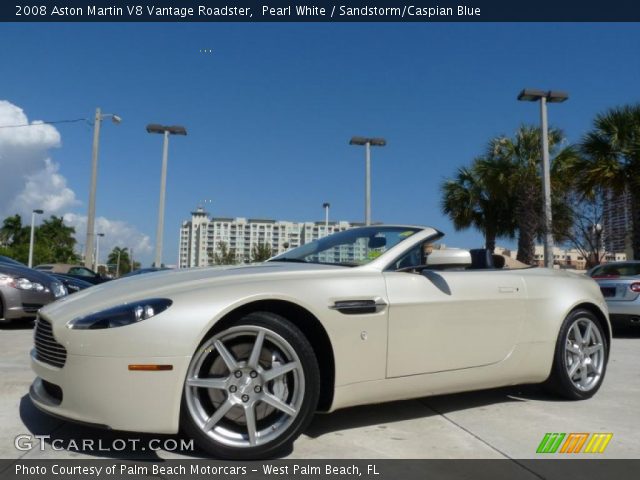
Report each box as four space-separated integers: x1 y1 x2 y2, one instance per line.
600 287 616 298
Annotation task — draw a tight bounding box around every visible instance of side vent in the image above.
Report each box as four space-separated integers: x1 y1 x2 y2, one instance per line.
330 300 386 315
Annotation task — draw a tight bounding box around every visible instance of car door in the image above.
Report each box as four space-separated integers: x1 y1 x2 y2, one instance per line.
384 269 526 378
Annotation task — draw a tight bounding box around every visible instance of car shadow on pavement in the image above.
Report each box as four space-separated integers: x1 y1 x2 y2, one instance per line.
0 320 35 330
304 384 548 438
17 385 558 459
612 326 640 339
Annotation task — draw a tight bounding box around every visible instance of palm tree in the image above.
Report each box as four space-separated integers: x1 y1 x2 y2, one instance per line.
441 155 516 252
0 214 25 246
37 216 79 263
107 247 131 275
492 126 576 264
575 105 640 259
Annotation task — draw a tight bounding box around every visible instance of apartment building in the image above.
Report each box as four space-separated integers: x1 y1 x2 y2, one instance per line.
178 206 358 268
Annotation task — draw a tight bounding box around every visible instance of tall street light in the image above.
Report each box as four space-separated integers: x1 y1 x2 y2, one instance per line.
323 202 330 229
85 108 121 268
349 136 386 225
28 209 43 268
94 233 105 272
517 89 568 269
146 124 187 267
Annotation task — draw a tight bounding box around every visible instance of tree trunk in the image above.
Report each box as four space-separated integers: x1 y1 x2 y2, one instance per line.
516 178 540 265
484 225 497 252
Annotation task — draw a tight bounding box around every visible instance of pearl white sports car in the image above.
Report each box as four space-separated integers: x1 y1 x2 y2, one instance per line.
30 225 610 459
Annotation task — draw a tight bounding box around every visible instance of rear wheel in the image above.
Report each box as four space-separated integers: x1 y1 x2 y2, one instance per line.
181 311 320 459
546 309 608 400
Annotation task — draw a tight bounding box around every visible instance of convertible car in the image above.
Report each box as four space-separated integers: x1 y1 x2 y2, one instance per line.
30 226 610 459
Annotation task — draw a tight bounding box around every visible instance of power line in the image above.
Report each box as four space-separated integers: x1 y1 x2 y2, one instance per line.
0 118 90 129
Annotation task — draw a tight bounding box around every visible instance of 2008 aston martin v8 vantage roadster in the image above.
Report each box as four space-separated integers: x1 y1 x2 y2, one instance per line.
30 226 610 459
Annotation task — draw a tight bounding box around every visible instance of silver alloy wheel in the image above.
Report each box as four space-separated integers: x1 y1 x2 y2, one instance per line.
185 325 305 448
564 317 605 392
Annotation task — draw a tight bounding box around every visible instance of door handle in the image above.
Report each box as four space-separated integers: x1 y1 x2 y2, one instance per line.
499 286 518 293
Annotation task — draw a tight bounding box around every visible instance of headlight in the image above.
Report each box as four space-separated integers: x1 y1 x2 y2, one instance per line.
0 274 48 293
67 298 173 330
51 281 67 298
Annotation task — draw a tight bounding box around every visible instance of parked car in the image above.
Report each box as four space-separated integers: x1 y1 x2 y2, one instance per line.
30 225 610 459
589 261 640 328
34 264 110 285
48 273 93 295
0 262 67 324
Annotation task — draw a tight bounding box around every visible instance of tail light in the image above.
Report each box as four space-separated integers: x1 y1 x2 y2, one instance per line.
630 283 640 293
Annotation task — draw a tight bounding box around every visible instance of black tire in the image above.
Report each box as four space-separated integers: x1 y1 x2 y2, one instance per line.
181 311 320 459
545 309 608 400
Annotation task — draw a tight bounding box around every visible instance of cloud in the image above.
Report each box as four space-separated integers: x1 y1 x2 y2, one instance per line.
0 100 153 265
63 213 153 263
9 158 79 214
0 100 74 217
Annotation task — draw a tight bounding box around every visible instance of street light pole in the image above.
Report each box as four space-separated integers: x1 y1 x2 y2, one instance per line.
116 249 121 277
146 124 187 267
365 141 371 225
84 108 121 268
517 89 568 269
85 108 101 268
349 136 386 226
323 202 330 229
155 130 170 268
28 209 43 268
94 233 105 272
539 95 554 270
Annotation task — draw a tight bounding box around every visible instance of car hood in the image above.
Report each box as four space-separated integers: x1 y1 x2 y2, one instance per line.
39 262 347 320
0 262 59 286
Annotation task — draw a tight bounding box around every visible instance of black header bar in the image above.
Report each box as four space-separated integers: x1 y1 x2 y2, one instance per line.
4 1 640 22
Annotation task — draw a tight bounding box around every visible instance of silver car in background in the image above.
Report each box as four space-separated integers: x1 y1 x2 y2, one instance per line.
590 261 640 328
0 261 67 324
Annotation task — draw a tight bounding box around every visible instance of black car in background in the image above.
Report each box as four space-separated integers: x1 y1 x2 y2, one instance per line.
34 264 111 285
47 273 93 294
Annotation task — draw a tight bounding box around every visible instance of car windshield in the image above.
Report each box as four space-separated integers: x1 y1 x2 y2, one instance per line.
269 226 422 267
591 263 640 277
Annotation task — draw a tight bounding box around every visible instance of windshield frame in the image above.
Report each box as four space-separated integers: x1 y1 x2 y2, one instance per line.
268 225 425 268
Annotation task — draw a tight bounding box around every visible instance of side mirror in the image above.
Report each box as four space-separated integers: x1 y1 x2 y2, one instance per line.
426 249 472 268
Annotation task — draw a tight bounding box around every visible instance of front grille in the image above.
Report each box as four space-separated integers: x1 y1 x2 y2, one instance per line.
34 316 67 368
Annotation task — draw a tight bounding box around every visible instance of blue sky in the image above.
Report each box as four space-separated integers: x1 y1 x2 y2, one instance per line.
1 23 639 266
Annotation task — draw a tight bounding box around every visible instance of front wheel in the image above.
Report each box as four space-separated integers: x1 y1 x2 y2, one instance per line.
181 311 320 459
546 309 608 400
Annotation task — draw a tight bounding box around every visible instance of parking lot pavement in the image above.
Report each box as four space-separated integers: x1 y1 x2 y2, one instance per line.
1 322 639 460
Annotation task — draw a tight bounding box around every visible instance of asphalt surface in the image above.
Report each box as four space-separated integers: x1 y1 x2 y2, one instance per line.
1 320 639 460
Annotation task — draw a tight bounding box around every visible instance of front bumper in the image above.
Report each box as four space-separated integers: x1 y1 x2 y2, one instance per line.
30 350 190 434
1 288 55 321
